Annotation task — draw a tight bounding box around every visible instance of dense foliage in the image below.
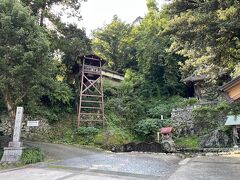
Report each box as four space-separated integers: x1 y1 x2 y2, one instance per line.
0 0 74 124
92 16 135 73
92 1 185 96
134 4 184 96
166 0 240 82
0 0 239 148
0 0 49 116
192 102 229 134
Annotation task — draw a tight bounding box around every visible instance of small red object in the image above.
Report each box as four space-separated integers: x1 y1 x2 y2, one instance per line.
160 127 173 134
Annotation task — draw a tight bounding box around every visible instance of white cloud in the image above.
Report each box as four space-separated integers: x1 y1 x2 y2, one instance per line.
53 0 168 36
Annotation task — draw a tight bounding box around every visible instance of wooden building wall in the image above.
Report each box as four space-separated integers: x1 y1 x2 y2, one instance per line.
226 82 240 101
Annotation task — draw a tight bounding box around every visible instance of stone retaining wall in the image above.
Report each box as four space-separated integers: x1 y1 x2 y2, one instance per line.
171 101 222 137
0 114 51 140
171 107 195 137
171 102 231 147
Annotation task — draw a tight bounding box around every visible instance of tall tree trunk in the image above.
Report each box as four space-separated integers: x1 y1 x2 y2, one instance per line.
2 89 15 134
40 9 44 27
39 2 47 27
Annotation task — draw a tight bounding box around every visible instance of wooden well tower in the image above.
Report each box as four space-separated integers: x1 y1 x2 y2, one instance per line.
77 55 106 127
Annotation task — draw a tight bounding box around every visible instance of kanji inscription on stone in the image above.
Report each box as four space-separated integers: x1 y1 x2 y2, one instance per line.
12 107 24 142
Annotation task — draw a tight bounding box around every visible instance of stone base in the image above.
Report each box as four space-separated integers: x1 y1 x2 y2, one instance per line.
8 141 23 147
1 147 24 163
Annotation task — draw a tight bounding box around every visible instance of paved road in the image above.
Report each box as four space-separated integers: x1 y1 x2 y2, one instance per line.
1 142 240 179
168 155 240 180
20 141 180 179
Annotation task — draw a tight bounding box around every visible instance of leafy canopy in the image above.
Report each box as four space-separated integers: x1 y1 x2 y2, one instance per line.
92 15 135 73
165 0 240 82
0 0 72 119
135 2 184 95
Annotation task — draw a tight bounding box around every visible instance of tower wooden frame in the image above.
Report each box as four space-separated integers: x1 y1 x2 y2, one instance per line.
77 55 105 127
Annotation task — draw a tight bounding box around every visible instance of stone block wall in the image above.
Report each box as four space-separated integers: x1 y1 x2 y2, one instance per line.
0 114 51 140
171 102 221 137
171 107 195 137
171 101 229 147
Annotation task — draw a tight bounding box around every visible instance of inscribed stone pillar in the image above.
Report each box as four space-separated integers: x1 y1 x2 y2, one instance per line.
1 107 24 162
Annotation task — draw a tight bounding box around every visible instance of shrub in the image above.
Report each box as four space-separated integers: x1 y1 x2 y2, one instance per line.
103 79 119 98
134 118 169 141
134 117 172 141
47 114 77 143
177 98 198 107
105 112 125 128
74 127 100 145
48 82 73 105
105 96 146 130
61 129 74 143
228 102 240 115
21 148 44 165
147 96 193 119
50 125 75 144
192 102 229 134
94 127 133 149
148 104 171 118
175 136 199 149
75 126 100 136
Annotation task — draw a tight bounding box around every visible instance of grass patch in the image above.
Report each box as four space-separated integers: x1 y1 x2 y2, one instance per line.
21 148 44 165
0 148 44 170
175 136 199 149
0 162 23 170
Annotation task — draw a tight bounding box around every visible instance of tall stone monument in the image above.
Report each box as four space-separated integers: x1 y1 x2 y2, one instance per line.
1 107 24 162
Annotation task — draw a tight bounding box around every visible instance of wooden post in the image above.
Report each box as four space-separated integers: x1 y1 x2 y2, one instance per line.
77 58 85 127
157 132 160 143
100 60 105 127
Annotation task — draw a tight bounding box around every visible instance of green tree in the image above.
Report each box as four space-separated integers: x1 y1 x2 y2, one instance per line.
135 0 184 95
92 15 136 73
50 20 91 82
21 0 86 26
165 0 240 83
0 0 65 123
47 20 92 112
